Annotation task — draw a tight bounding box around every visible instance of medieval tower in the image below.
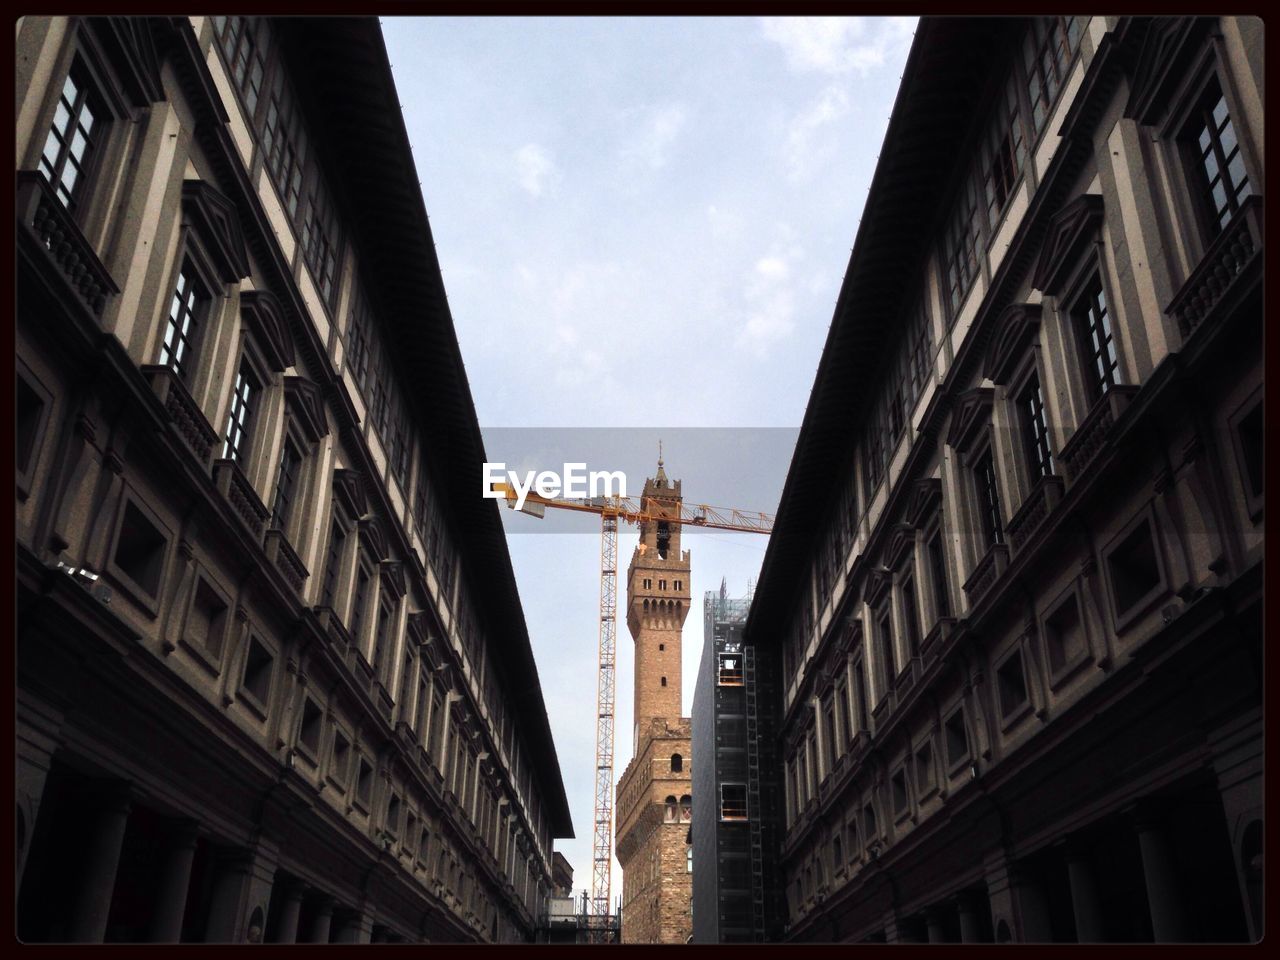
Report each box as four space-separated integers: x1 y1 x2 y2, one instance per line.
615 455 693 943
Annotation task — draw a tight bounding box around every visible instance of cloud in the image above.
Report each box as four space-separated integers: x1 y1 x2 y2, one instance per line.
514 142 555 197
760 16 915 76
621 103 689 170
783 84 850 181
736 230 806 357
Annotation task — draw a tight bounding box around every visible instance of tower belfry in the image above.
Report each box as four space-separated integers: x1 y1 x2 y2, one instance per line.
614 456 693 943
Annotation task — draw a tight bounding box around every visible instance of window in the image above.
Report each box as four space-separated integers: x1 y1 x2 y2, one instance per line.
39 63 100 210
974 448 1005 550
221 359 259 463
415 676 429 735
1018 373 1055 479
643 578 652 590
944 176 982 315
658 579 667 591
187 577 229 659
373 595 395 678
112 499 169 600
241 637 274 709
330 729 350 787
680 795 691 822
876 602 896 691
838 681 853 747
398 653 414 711
720 784 747 821
891 768 909 816
658 643 665 651
660 676 667 687
686 846 693 873
271 439 301 532
1071 272 1121 403
915 741 935 796
345 292 372 392
717 653 743 686
298 698 323 757
832 833 843 871
854 661 869 733
262 75 305 219
1023 17 1083 135
944 708 969 770
351 564 372 643
212 17 266 116
16 370 50 489
1188 79 1252 233
386 793 402 837
900 570 921 658
982 74 1028 229
320 521 345 610
670 753 683 772
927 529 951 622
428 686 445 766
1234 398 1264 504
356 757 374 808
996 649 1029 719
1044 592 1087 677
664 796 677 822
159 262 207 382
1106 515 1163 622
823 698 838 773
907 306 933 401
862 804 877 843
299 186 339 304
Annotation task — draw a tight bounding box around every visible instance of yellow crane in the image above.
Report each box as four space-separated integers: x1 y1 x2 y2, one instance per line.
491 481 774 942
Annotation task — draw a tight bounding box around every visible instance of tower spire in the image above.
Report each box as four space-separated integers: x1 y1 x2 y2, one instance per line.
654 439 668 486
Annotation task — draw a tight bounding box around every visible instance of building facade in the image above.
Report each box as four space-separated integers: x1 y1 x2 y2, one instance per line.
691 582 786 943
615 461 694 943
16 16 572 943
745 16 1262 943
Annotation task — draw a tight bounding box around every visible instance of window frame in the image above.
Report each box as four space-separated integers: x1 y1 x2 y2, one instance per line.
15 360 54 502
1065 264 1124 408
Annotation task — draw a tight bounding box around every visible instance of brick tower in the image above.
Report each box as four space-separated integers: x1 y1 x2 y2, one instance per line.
615 454 693 943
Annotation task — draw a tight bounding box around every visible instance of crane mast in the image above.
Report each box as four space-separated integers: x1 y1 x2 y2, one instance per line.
589 511 618 941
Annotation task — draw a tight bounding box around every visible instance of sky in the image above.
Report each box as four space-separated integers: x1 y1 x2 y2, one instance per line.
383 15 916 905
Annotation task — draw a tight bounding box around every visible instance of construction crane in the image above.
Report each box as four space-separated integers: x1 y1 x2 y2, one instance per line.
491 481 774 942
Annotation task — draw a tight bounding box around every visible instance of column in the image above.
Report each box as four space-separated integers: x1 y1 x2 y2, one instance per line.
274 879 306 944
16 698 60 890
304 896 333 944
1136 817 1186 942
957 893 984 944
1063 842 1105 943
1010 864 1053 943
146 820 200 942
204 843 278 943
925 907 947 943
333 908 373 943
67 784 132 943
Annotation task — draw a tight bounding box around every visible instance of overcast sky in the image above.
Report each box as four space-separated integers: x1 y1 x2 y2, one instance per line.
383 15 916 904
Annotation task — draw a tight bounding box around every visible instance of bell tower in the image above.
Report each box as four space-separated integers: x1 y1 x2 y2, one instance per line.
625 451 691 751
614 450 694 944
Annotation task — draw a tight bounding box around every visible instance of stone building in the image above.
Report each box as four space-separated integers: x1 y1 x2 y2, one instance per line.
615 460 695 943
744 16 1262 943
15 16 572 943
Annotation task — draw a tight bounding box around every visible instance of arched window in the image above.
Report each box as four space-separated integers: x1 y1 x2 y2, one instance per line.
670 753 683 772
679 795 692 822
664 796 677 822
